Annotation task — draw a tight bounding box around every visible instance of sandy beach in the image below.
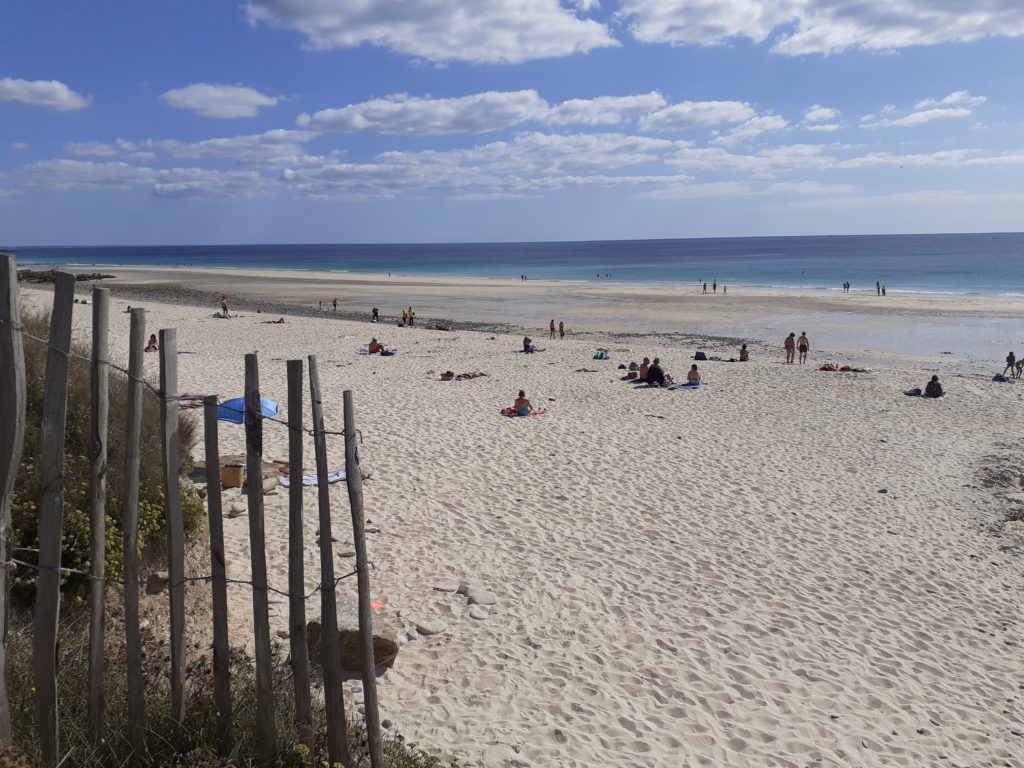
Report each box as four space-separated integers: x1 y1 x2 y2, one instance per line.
21 277 1024 767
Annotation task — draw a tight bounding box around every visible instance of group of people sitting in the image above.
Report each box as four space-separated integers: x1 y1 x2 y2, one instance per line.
628 357 702 387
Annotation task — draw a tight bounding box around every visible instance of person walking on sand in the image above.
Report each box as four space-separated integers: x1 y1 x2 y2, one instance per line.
550 319 556 339
408 306 415 326
559 321 565 339
332 298 337 312
713 280 717 293
1004 351 1017 378
797 331 810 364
876 280 881 296
784 332 796 364
702 282 707 294
219 295 230 318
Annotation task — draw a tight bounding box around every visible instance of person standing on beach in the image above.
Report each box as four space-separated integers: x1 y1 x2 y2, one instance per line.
702 282 708 294
408 306 415 326
550 319 556 339
402 308 408 325
784 332 796 364
220 295 230 318
876 280 881 296
1004 351 1017 378
882 285 887 296
797 331 810 364
559 321 565 339
712 280 717 293
333 298 337 312
318 300 323 311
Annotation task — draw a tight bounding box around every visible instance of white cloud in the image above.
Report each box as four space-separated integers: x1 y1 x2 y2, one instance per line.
161 84 279 118
668 143 833 178
10 142 28 151
710 114 788 146
245 0 618 64
804 104 838 122
639 100 755 131
914 90 986 109
66 141 120 157
806 123 839 132
145 129 321 168
618 1 1024 55
300 91 549 134
0 78 89 111
544 92 667 126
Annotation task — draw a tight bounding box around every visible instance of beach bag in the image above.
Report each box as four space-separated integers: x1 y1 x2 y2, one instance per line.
593 350 608 360
627 371 638 379
903 388 922 397
694 351 707 361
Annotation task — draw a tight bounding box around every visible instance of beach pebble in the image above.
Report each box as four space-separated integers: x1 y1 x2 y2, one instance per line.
878 488 888 494
276 629 289 639
433 582 461 593
469 606 489 620
468 588 497 606
364 525 381 534
413 619 447 635
382 719 393 730
227 502 246 518
337 550 357 558
406 629 421 641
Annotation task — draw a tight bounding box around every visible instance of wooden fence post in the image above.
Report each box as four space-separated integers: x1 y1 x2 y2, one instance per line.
123 308 147 755
244 353 278 764
159 329 187 727
343 390 383 768
87 287 110 746
0 255 27 746
202 396 232 753
286 360 313 747
33 271 76 768
308 356 350 767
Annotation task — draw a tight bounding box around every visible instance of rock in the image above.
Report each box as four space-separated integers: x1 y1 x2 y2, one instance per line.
276 629 289 639
469 606 489 620
382 719 393 730
227 502 246 518
406 629 420 641
878 488 888 494
337 549 357 558
262 476 279 494
364 525 381 534
467 587 497 606
433 583 461 593
413 618 447 635
305 621 399 671
145 571 169 595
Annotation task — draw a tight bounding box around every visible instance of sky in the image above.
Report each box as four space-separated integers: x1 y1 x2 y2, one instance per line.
2 0 1024 245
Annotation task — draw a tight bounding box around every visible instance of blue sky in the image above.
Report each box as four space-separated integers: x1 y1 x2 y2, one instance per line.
2 0 1023 245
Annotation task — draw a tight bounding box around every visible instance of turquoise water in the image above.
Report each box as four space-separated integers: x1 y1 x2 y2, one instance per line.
6 232 1024 296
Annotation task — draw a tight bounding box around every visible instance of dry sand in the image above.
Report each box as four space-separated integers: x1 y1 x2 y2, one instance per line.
22 282 1024 767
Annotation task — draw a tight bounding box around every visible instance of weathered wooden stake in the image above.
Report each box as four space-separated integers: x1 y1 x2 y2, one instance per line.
33 271 76 768
0 255 27 745
287 360 313 748
308 356 350 767
159 328 186 727
123 307 147 755
343 390 383 768
87 287 110 746
202 396 232 753
244 353 278 763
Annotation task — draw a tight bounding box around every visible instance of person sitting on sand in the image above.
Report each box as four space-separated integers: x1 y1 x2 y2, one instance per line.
646 358 672 386
523 335 536 353
739 344 749 362
687 364 701 384
144 334 158 353
514 390 533 416
124 305 132 313
638 357 651 380
924 375 944 398
368 337 384 354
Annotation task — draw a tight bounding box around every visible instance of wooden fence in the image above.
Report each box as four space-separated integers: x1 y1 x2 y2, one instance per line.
0 255 384 767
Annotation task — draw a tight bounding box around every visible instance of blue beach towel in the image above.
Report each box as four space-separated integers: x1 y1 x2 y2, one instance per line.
217 397 280 424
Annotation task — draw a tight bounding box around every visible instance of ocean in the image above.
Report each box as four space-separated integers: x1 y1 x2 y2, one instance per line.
5 232 1024 296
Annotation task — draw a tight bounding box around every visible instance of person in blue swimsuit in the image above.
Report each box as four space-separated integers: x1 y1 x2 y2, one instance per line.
514 390 533 416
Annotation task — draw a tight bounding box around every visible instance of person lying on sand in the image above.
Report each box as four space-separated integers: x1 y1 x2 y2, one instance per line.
514 390 533 416
924 375 944 398
687 364 701 384
368 337 385 354
144 334 158 353
260 317 285 324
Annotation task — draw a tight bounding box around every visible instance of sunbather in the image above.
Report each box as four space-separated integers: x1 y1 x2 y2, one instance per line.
687 364 701 384
368 337 384 354
514 390 533 416
144 334 158 353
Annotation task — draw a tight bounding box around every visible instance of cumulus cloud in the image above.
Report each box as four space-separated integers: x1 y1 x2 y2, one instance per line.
861 92 984 129
299 91 549 134
245 0 617 64
806 123 839 132
710 114 788 146
618 0 1024 55
804 104 838 122
161 83 280 118
145 129 321 168
0 78 89 111
543 92 667 126
639 100 755 132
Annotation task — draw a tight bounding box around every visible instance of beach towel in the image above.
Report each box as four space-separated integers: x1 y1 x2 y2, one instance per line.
500 407 546 418
281 469 347 487
217 397 279 424
380 350 396 356
669 382 706 390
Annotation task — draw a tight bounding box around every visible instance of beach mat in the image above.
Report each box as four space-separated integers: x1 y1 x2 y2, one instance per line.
281 469 347 487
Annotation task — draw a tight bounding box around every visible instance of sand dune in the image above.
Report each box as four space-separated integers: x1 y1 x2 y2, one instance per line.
25 286 1024 767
